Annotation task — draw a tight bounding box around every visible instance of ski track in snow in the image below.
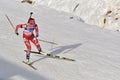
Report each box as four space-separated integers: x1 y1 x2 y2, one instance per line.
0 0 120 80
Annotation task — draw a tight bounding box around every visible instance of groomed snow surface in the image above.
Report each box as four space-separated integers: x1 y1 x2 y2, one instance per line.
0 0 120 80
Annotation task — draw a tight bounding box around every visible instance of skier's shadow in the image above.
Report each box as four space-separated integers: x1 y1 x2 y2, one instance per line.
30 43 82 64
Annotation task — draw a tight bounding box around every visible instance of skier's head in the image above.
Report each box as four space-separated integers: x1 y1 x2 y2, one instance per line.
28 18 35 24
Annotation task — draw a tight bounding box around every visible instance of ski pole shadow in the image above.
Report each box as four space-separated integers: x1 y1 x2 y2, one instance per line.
30 56 48 65
50 43 82 55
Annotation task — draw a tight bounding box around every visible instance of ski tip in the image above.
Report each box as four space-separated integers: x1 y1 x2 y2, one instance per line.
22 61 37 70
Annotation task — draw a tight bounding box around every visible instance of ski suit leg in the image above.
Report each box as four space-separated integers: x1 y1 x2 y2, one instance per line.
31 38 41 51
24 38 31 59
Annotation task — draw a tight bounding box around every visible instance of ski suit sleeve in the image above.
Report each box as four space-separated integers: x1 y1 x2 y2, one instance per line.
35 24 39 37
15 24 27 33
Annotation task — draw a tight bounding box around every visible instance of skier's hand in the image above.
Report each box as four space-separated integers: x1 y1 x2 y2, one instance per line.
15 32 19 35
35 34 39 38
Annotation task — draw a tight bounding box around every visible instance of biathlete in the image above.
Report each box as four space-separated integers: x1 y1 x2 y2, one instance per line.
15 17 42 63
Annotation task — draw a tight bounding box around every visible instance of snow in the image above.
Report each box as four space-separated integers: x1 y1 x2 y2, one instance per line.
35 0 120 31
0 0 120 80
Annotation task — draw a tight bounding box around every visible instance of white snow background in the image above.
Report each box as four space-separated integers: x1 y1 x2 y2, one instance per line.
0 0 120 80
35 0 120 31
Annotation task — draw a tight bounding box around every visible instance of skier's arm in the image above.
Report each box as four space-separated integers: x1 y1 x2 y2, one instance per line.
35 24 39 38
15 24 27 35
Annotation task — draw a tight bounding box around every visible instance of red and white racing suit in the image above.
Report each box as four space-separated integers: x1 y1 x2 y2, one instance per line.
15 23 41 58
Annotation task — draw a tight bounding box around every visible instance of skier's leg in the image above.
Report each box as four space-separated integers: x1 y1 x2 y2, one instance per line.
31 38 42 53
24 38 31 62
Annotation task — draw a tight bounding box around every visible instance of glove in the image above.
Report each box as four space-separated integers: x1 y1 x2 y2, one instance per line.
35 34 39 38
15 32 19 35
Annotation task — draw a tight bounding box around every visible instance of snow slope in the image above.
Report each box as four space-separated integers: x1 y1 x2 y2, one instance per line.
35 0 120 30
1 0 120 80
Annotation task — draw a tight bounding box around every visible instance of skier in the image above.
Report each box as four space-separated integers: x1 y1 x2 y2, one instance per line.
15 18 42 63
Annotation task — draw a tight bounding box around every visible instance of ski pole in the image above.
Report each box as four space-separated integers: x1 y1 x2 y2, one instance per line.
5 14 15 29
38 39 58 45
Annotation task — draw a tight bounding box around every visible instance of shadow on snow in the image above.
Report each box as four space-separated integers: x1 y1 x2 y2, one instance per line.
0 58 48 80
31 43 82 64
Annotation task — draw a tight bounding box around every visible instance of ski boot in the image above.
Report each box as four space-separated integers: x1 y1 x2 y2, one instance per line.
38 49 42 54
26 53 30 64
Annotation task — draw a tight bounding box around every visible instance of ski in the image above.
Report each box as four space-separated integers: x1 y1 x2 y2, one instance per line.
38 39 58 45
22 61 37 70
24 50 75 61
